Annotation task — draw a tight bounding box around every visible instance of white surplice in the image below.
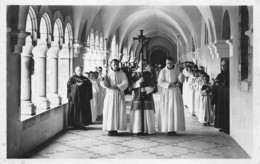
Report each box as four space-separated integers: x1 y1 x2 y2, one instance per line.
158 67 185 132
182 68 190 107
100 70 128 131
90 79 100 122
194 77 203 116
198 83 213 124
187 74 196 115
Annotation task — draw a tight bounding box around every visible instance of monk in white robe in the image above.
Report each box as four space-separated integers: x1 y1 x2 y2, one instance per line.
198 74 213 126
193 71 203 117
100 59 128 136
182 66 191 108
187 71 196 115
158 57 185 135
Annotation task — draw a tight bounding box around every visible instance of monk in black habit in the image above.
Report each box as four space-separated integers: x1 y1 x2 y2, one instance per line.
67 66 93 129
212 60 230 134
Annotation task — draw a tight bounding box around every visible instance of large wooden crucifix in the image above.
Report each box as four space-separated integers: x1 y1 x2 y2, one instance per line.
133 30 150 135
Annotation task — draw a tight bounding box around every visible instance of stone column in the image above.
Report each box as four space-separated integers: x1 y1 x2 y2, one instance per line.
32 39 50 109
20 36 36 115
58 43 71 101
68 41 74 77
46 42 61 106
7 29 28 118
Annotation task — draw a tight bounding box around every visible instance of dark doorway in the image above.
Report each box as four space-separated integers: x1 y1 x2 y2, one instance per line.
150 50 166 68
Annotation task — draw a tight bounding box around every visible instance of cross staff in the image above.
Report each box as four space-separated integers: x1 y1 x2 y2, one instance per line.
133 30 150 135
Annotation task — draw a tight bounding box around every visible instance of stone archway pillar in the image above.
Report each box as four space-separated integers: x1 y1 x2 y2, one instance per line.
20 36 36 115
32 38 50 109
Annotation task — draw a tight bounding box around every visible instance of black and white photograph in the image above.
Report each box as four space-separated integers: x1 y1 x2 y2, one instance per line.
0 0 259 163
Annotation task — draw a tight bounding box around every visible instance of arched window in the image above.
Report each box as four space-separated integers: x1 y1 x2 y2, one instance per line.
39 13 51 40
239 6 249 81
53 18 63 43
59 23 73 101
64 23 73 44
32 13 51 104
87 35 90 47
110 35 116 61
95 31 99 50
46 18 63 100
99 33 104 66
122 47 128 62
21 6 38 116
26 6 37 36
222 10 231 40
90 28 95 50
100 33 103 50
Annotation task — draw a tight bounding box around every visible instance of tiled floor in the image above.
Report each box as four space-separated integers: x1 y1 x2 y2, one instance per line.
28 93 250 159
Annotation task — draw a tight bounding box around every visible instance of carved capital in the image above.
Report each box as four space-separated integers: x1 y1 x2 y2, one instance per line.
9 30 30 54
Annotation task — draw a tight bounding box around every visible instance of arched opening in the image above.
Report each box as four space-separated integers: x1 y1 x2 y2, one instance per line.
121 47 128 63
21 6 38 115
93 31 99 69
222 10 231 40
26 6 37 36
39 13 51 40
90 28 95 50
239 6 249 81
46 19 63 101
99 33 104 67
100 33 103 50
110 35 116 62
150 50 167 68
53 19 63 43
90 28 95 70
64 23 73 44
32 13 51 105
95 31 99 50
59 23 72 100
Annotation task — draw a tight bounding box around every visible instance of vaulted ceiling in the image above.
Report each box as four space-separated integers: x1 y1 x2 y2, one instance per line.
72 6 220 55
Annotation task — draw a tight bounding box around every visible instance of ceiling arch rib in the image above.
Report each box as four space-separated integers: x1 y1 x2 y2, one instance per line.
73 5 217 54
